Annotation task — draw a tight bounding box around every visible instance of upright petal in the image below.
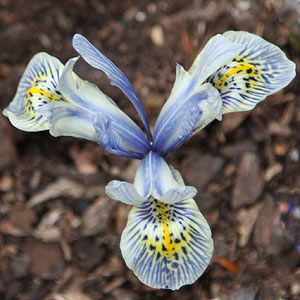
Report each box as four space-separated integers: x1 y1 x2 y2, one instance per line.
3 52 66 131
121 198 213 290
205 31 296 114
134 151 197 202
134 151 177 199
72 34 152 141
59 57 150 158
152 35 243 154
153 83 222 155
94 113 148 158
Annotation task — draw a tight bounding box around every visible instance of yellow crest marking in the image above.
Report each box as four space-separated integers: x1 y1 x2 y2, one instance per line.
158 201 182 256
215 63 256 89
26 87 61 101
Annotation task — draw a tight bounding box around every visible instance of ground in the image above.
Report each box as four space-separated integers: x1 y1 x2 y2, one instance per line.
0 0 300 299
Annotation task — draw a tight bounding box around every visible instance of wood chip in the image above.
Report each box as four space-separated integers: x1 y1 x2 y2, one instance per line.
182 153 224 190
237 203 263 247
0 115 17 169
221 111 250 134
52 292 93 300
253 195 274 252
81 196 115 236
103 277 126 294
2 206 36 236
28 178 86 207
115 203 131 235
24 239 64 279
69 145 98 175
232 152 264 209
268 121 292 137
33 207 65 242
264 163 283 182
149 25 165 47
0 174 13 191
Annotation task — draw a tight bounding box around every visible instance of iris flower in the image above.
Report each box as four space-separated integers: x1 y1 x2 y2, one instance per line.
3 31 295 290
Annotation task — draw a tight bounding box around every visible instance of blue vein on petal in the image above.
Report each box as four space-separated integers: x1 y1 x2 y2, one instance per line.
58 58 150 158
72 34 152 142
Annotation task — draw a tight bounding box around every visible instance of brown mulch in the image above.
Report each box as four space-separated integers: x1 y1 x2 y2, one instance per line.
0 0 300 299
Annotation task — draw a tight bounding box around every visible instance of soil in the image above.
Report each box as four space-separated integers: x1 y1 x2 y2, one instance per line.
0 0 300 299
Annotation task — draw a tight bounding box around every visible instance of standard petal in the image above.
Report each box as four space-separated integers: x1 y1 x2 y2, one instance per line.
72 34 152 140
153 83 222 155
49 101 99 143
120 198 213 290
132 153 152 198
59 57 150 158
105 180 146 205
145 151 176 199
135 152 179 199
94 113 148 159
3 52 66 131
134 151 197 203
205 31 296 114
58 57 116 110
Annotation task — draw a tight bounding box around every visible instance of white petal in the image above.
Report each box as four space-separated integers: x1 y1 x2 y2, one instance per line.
206 31 296 114
59 57 150 156
153 83 222 155
160 186 197 204
134 152 180 199
158 34 243 117
3 52 65 131
72 34 152 140
58 57 117 111
121 198 213 290
105 180 146 205
191 83 223 134
189 34 244 81
49 101 99 143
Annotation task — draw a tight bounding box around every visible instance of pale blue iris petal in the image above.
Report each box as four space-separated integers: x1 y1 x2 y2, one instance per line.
190 83 223 134
72 34 152 140
59 57 150 157
206 31 296 114
157 35 243 119
153 84 222 155
49 101 98 142
189 34 244 80
3 52 65 132
94 113 147 159
153 96 202 155
140 151 179 199
169 165 185 185
120 198 213 290
133 154 152 198
133 151 198 203
105 180 147 205
159 186 197 205
58 57 116 110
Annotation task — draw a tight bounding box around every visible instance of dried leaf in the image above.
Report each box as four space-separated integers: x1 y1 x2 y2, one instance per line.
24 239 64 279
212 256 239 274
81 196 115 236
28 178 86 207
